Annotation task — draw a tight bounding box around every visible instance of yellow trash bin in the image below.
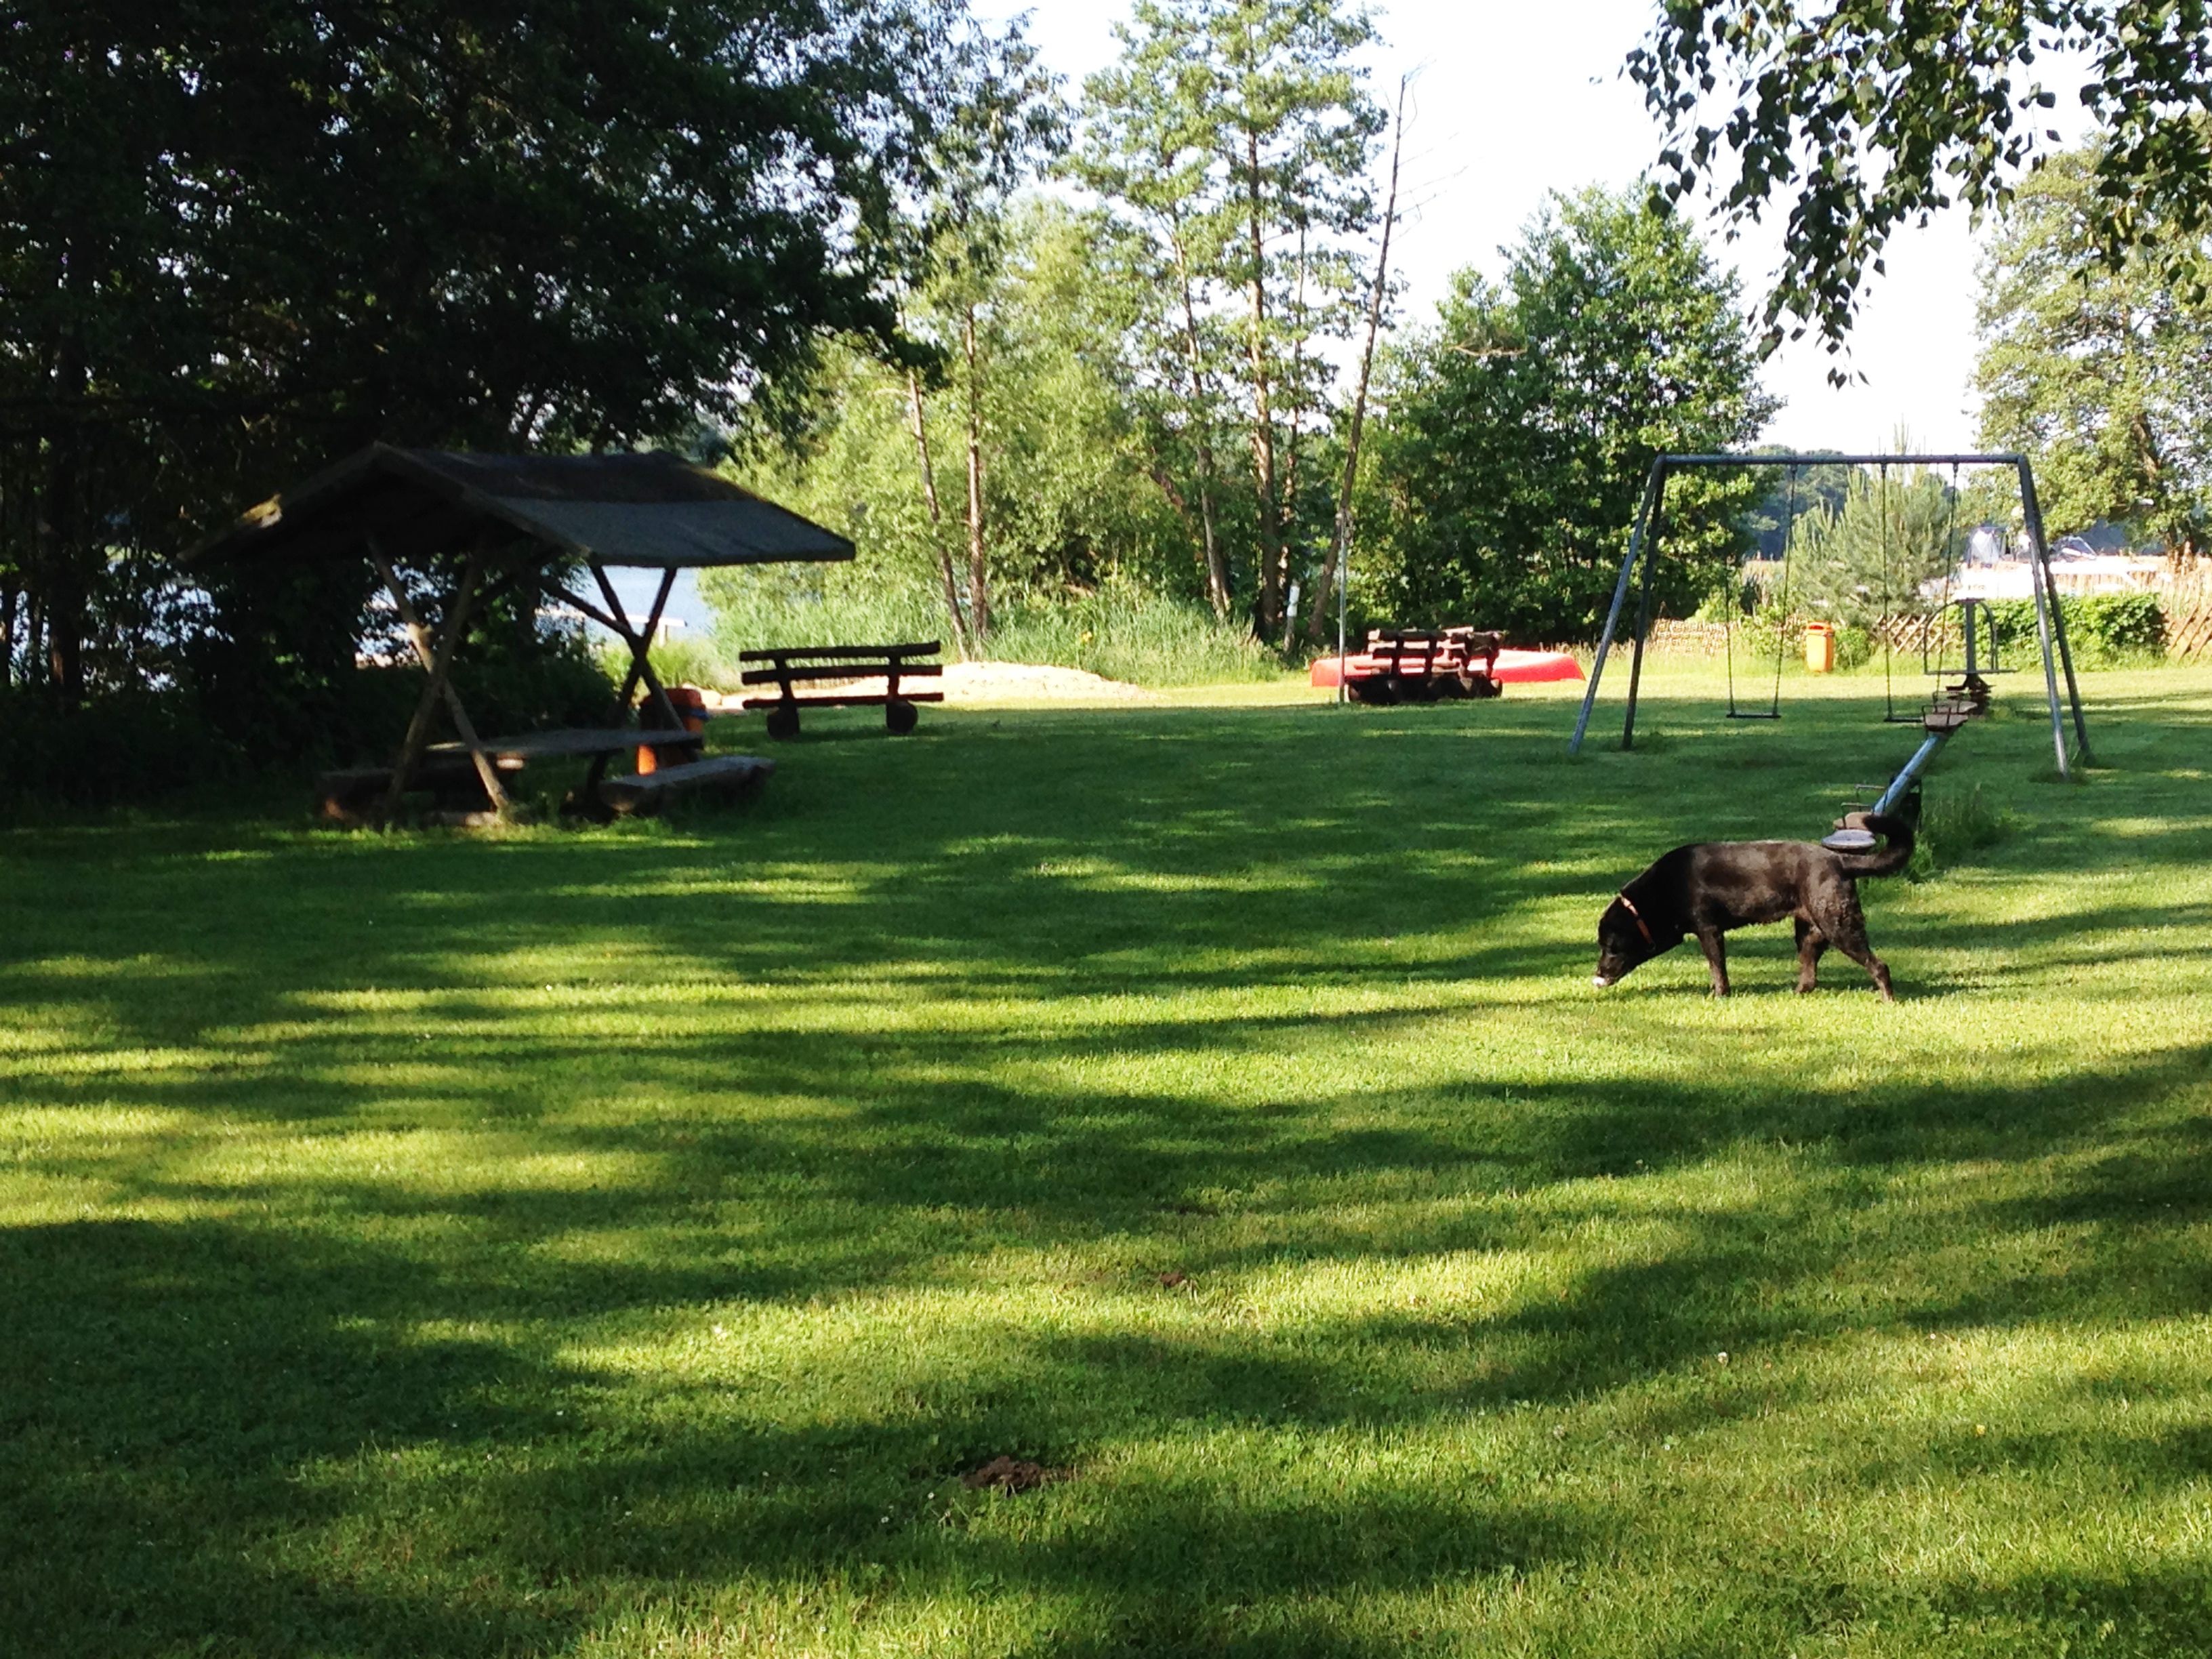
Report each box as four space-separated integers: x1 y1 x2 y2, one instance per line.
1804 622 1837 674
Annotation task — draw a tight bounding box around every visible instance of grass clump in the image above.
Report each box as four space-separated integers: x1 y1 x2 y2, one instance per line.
1904 782 2016 880
985 588 1282 686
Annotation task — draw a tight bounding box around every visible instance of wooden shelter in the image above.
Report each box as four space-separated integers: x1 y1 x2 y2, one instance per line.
192 444 852 819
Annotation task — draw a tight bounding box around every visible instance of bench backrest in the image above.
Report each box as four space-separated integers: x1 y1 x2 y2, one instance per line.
737 641 941 664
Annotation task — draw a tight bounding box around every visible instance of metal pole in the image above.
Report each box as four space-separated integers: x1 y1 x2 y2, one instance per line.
1620 481 1665 751
1569 457 1666 754
1335 541 1348 705
1872 732 1948 817
2029 545 2070 781
2016 459 2094 765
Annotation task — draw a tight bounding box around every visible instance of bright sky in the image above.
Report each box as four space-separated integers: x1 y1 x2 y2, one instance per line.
1005 0 2030 453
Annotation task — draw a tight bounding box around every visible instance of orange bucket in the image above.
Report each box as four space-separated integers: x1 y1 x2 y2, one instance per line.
637 685 708 773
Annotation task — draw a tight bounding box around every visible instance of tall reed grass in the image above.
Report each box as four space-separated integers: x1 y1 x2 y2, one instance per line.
641 576 1285 690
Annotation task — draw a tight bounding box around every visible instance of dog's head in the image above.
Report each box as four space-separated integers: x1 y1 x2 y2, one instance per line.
1593 894 1667 988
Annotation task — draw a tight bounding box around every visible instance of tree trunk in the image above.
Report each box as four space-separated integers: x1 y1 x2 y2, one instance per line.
0 578 17 692
42 433 86 707
1309 77 1406 643
1171 228 1231 619
962 304 991 641
1279 222 1311 613
1243 125 1285 638
907 366 972 658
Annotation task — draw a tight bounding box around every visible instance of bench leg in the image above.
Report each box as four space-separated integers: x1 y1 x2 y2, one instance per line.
766 701 801 741
886 697 918 736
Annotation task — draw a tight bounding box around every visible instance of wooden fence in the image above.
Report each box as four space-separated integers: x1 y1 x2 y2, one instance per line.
1642 569 2212 663
2165 568 2212 661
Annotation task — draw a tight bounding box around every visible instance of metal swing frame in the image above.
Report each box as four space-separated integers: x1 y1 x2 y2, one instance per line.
1568 451 2093 779
1722 462 1795 720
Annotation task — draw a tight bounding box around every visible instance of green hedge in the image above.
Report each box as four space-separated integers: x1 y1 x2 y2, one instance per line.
1982 593 2165 665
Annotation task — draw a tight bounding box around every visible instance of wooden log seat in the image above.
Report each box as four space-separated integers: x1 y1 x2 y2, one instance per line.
737 641 944 738
598 754 775 817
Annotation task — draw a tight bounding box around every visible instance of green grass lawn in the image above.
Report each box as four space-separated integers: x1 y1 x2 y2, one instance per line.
4 659 2210 1657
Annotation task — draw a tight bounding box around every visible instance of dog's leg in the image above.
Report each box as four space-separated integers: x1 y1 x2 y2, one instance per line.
1695 927 1730 997
1794 917 1829 994
1820 896 1894 1002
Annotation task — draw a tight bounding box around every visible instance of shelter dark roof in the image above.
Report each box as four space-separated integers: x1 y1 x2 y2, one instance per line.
190 443 854 571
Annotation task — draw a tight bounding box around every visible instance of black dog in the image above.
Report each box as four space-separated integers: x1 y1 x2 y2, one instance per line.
1592 813 1913 1000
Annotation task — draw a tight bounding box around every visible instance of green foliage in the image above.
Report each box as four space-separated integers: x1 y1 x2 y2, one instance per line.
1906 782 2016 881
1631 3 2212 360
595 632 741 695
1976 140 2212 558
700 569 1273 689
1371 188 1777 641
1980 592 2168 668
711 205 1202 657
1 0 968 701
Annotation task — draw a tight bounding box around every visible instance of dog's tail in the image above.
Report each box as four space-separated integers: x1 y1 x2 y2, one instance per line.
1830 811 1914 878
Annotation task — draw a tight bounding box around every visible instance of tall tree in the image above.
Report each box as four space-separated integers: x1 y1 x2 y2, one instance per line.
1 0 966 705
1073 6 1237 617
1977 139 2212 560
1079 0 1382 636
1629 2 2212 363
1374 188 1776 641
1792 465 1962 630
887 18 1067 647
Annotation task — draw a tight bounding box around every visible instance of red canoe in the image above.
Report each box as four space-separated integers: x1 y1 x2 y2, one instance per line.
1309 648 1585 689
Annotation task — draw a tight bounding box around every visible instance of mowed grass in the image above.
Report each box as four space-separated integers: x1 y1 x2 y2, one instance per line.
3 659 2210 1658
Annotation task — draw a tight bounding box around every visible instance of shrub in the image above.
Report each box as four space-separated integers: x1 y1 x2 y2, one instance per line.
1981 593 2165 666
0 689 247 813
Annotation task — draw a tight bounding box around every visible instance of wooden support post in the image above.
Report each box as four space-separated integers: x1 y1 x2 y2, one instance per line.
579 562 682 803
589 562 682 726
373 544 505 821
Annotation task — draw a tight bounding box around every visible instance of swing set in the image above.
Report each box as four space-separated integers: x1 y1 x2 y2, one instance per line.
1568 451 2095 844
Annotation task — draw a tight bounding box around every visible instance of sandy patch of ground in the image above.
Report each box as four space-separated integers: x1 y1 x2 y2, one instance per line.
940 661 1158 704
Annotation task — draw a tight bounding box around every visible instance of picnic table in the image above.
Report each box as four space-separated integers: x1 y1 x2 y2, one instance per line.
1338 628 1507 703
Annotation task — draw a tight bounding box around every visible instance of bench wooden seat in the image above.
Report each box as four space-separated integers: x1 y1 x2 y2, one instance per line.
597 754 775 817
736 640 944 737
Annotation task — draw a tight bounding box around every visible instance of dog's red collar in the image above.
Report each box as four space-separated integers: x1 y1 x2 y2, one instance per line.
1617 890 1656 947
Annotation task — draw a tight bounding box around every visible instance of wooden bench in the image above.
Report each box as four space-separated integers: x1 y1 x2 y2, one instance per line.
737 641 943 738
1345 628 1506 704
596 754 775 817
